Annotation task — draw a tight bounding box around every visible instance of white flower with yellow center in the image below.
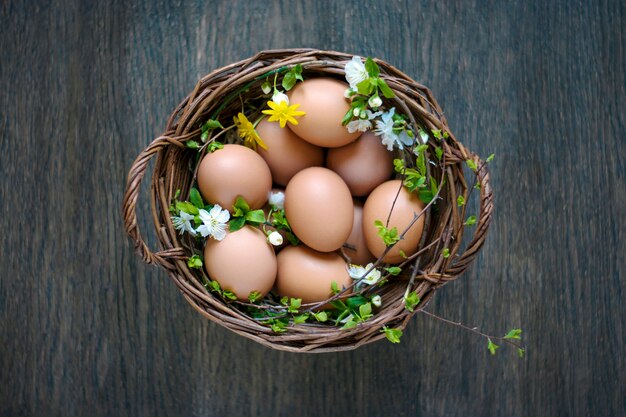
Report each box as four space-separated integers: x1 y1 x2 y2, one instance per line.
344 56 368 89
172 211 196 236
197 205 230 241
348 263 382 286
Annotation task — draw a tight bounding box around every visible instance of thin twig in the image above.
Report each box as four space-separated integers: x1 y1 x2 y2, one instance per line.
419 309 524 350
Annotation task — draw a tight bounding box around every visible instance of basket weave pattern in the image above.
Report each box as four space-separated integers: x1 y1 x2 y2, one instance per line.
122 49 493 353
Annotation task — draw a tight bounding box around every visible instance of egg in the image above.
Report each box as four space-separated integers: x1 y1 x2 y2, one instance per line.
362 180 426 264
343 200 376 265
276 245 352 305
256 119 325 186
287 78 361 147
203 226 277 300
326 131 394 196
285 167 353 252
197 144 272 211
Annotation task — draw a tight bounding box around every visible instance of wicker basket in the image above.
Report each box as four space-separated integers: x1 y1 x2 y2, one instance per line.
122 49 493 353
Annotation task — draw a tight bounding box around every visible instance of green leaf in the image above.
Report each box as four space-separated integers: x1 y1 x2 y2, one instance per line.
382 326 403 343
222 290 237 301
487 339 499 355
341 320 358 330
442 248 450 258
342 107 355 126
330 280 340 295
228 216 246 232
404 291 421 312
375 220 400 246
430 176 439 196
293 314 309 324
356 78 373 95
293 64 303 77
518 348 525 358
288 298 302 313
466 159 478 172
232 196 250 216
431 129 442 139
398 249 407 259
364 57 380 77
385 266 402 276
378 78 395 98
504 329 523 340
271 322 287 333
312 311 328 322
435 146 443 160
280 296 289 306
346 295 368 310
208 280 222 293
189 187 204 209
205 119 224 130
421 189 435 205
208 141 224 152
186 140 200 149
282 71 296 91
245 209 265 225
248 291 262 303
285 231 299 246
176 201 199 215
457 195 466 206
187 254 203 269
464 215 477 226
486 153 495 163
359 303 372 320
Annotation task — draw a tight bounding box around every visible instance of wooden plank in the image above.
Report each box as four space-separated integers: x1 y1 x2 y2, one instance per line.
0 0 624 416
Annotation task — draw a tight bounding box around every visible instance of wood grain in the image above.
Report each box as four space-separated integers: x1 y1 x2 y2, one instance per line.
1 0 624 416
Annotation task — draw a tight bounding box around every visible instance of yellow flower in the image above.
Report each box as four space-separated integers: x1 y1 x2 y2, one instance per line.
262 100 306 128
234 112 267 150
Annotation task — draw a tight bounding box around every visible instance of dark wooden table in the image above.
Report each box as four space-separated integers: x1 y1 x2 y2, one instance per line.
2 1 624 416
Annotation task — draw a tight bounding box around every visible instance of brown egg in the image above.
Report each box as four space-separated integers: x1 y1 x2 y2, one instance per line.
287 78 361 148
343 200 376 265
362 180 426 264
285 167 353 252
256 119 325 186
326 131 394 196
197 144 272 211
276 245 352 305
203 226 277 300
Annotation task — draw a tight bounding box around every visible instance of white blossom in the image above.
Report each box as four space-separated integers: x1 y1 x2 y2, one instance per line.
344 56 368 89
374 107 413 151
398 129 414 148
172 211 196 236
348 263 382 286
371 295 382 307
346 118 372 133
196 205 230 241
368 95 382 108
272 90 289 105
268 231 283 246
268 190 285 210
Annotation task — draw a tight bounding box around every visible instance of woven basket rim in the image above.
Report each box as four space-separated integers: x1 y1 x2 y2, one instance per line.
122 48 493 353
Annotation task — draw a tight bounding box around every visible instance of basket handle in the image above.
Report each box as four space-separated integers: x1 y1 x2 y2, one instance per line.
446 154 494 276
122 136 186 266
